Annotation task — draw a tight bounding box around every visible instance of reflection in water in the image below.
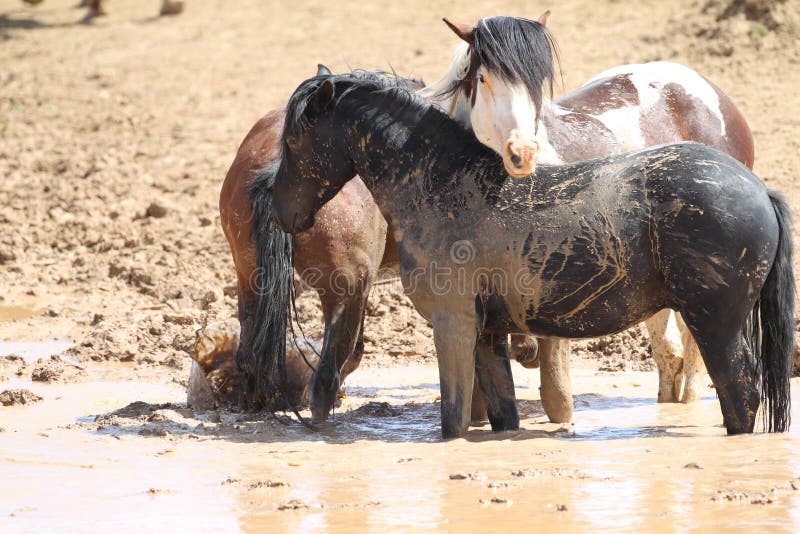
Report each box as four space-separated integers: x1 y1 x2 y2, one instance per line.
1 363 799 531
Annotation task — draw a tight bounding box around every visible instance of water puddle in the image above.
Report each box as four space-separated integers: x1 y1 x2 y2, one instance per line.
0 304 41 323
1 363 799 531
0 339 73 364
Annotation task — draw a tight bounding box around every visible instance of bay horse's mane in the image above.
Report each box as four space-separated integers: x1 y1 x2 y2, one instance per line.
427 16 560 122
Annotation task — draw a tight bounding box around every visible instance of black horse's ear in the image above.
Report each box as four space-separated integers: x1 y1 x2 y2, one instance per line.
537 9 550 27
316 63 332 76
310 79 335 113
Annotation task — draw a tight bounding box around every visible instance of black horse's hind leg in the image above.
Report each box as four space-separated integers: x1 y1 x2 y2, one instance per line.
684 320 759 434
310 295 368 423
474 333 520 431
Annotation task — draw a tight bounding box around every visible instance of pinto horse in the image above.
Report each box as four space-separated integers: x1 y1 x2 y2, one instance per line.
271 72 793 439
425 14 755 405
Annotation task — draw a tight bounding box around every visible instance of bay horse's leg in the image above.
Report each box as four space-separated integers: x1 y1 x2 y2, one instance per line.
432 309 478 439
645 310 685 402
474 333 519 431
537 338 573 423
509 334 539 368
340 313 366 379
235 287 260 409
677 313 706 403
310 290 370 423
470 379 488 424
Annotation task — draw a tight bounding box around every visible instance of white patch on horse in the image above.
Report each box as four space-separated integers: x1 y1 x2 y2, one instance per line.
533 121 562 164
591 106 646 151
419 43 472 125
587 62 726 137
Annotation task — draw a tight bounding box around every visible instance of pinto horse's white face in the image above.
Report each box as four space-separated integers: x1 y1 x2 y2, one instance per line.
470 65 540 178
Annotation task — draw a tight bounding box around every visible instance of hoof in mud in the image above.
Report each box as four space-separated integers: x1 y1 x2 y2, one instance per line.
510 336 539 369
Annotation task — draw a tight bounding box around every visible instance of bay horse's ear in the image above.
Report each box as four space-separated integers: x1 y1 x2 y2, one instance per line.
310 79 335 113
537 9 550 26
442 18 475 45
316 63 332 77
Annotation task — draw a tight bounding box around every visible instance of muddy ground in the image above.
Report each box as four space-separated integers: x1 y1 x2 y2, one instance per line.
1 0 800 530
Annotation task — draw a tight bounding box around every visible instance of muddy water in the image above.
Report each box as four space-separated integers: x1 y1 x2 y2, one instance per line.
1 363 799 532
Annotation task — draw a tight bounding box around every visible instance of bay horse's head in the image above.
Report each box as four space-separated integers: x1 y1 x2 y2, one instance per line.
442 13 558 178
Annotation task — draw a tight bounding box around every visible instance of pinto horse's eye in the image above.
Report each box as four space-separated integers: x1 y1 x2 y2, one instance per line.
478 74 486 84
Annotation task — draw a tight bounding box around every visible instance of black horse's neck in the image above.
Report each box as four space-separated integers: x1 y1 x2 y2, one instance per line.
335 87 504 225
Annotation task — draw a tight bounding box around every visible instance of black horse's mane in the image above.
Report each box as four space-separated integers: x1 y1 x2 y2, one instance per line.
472 17 559 115
283 70 423 141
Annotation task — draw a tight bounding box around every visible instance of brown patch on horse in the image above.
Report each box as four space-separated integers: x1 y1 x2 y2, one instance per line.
219 108 285 295
704 77 755 169
541 110 620 162
638 81 754 169
556 74 640 115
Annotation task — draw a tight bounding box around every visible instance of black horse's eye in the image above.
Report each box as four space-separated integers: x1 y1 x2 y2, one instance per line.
286 135 300 148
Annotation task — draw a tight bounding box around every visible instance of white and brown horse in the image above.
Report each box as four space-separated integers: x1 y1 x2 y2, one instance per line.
424 14 754 405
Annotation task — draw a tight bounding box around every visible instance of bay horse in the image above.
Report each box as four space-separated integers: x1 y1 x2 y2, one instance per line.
270 72 794 439
223 15 756 422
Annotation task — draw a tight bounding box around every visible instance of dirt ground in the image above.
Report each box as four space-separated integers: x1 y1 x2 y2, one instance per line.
1 0 800 530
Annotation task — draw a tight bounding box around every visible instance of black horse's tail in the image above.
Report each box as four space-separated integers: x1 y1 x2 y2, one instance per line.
756 191 794 432
241 162 294 410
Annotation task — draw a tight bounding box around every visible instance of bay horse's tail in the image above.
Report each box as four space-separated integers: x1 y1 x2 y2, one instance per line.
755 191 794 432
243 162 294 410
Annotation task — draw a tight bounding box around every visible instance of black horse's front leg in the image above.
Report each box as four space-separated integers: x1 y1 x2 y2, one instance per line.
474 333 519 431
432 309 478 439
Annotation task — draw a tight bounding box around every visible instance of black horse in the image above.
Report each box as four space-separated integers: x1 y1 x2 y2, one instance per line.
269 73 794 439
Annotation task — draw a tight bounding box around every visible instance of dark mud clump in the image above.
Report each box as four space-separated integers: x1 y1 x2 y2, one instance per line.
0 388 43 406
31 355 88 383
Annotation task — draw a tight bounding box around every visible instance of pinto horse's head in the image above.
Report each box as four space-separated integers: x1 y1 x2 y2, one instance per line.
443 13 558 178
272 76 355 234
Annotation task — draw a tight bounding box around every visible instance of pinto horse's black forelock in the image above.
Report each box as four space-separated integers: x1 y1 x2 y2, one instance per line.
465 16 560 120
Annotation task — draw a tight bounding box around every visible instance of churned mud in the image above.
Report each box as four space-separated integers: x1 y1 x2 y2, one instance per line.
2 361 800 530
1 0 800 530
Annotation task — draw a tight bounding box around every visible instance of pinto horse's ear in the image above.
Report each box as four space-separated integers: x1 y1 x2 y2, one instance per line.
442 18 475 45
310 79 335 113
316 63 332 77
537 9 550 26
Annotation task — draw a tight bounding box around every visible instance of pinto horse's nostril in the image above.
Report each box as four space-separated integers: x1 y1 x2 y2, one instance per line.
510 154 522 168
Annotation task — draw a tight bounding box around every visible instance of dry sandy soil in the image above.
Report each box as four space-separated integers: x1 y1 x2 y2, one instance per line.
1 0 800 530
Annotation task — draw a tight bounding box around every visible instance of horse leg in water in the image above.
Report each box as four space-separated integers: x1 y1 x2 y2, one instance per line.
294 178 387 423
432 308 478 438
474 333 519 431
309 287 372 423
537 338 573 423
645 310 685 402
